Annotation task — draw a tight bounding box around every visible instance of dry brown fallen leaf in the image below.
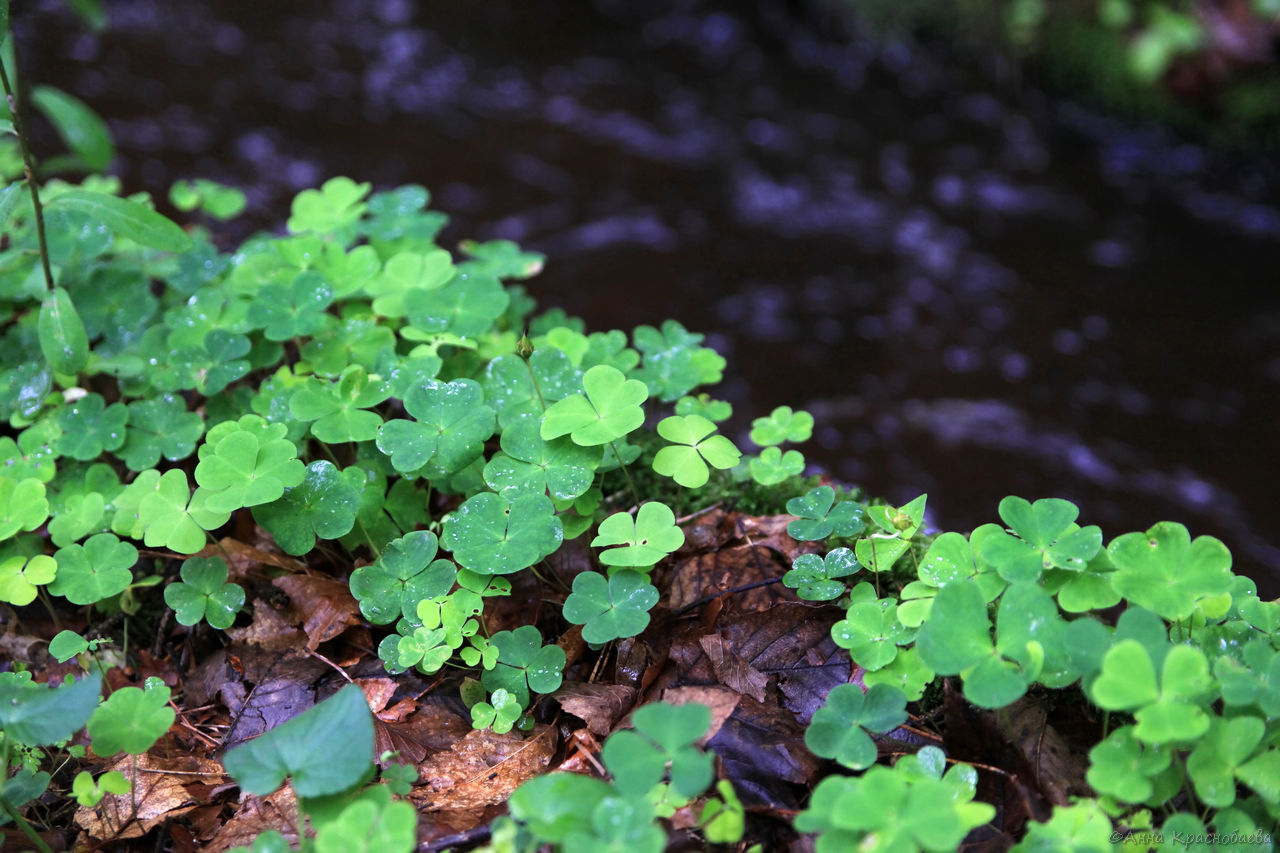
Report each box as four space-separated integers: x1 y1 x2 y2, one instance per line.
272 574 362 650
74 754 225 841
413 725 556 814
203 787 300 853
553 681 637 737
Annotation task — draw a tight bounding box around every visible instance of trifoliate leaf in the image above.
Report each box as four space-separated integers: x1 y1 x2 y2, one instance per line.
118 393 205 470
287 177 370 236
562 570 659 643
785 547 860 600
785 485 866 541
805 683 907 770
0 554 57 606
88 680 175 756
163 556 243 629
48 533 137 605
1108 521 1234 622
481 625 566 707
349 531 458 624
375 378 495 474
749 405 813 447
442 492 563 575
980 496 1102 583
55 393 128 460
540 364 647 446
404 271 510 338
194 423 305 513
0 477 49 539
252 461 362 556
138 469 230 554
748 446 805 485
592 502 685 568
651 414 741 489
482 415 600 501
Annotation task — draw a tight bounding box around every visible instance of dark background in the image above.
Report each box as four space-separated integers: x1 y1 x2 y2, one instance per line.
14 0 1280 592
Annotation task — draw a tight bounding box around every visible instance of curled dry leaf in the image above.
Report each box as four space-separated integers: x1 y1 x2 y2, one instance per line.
204 787 299 853
272 574 361 649
553 681 637 736
413 725 555 813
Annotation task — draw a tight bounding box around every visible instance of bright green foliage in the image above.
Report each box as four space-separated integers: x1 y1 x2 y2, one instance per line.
137 469 230 553
674 394 731 423
785 547 861 600
71 770 131 808
470 688 523 734
602 702 712 798
856 494 926 571
222 684 375 798
631 320 725 402
786 485 866 541
562 570 659 643
253 461 362 555
804 683 908 770
30 85 113 171
832 589 917 671
481 625 566 708
442 491 562 575
313 791 417 853
376 378 495 474
169 178 247 220
482 415 600 501
194 419 305 512
1108 521 1234 621
0 554 56 606
541 364 648 446
38 286 89 375
459 238 544 279
248 271 335 341
364 249 453 318
1186 715 1268 807
483 349 579 427
119 394 204 470
508 773 616 845
1089 640 1213 743
1215 640 1280 717
0 476 49 539
287 176 371 235
980 496 1102 583
699 779 746 844
1010 800 1116 852
226 831 288 853
0 672 101 747
163 556 244 629
48 630 90 662
0 423 59 483
1086 726 1174 802
651 414 741 488
592 501 684 568
748 445 805 485
749 405 813 447
56 393 127 460
48 533 136 605
49 189 191 251
349 531 457 624
290 367 391 443
795 746 994 853
404 271 510 338
87 678 175 756
862 647 934 701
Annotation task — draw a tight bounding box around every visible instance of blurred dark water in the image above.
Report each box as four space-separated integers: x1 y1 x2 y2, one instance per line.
16 0 1280 593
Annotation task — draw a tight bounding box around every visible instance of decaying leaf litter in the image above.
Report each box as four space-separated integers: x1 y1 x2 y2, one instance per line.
3 502 1098 851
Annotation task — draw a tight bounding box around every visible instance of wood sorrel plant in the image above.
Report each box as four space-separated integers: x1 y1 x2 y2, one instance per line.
2 13 1279 847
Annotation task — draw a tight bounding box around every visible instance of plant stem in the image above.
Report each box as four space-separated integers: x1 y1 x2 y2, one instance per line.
0 795 55 853
523 359 547 412
609 442 641 507
0 53 54 293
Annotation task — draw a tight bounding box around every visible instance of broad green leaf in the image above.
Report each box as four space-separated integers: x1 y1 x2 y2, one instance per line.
1085 726 1172 803
55 392 128 460
785 547 861 601
1186 715 1265 808
981 496 1102 583
748 446 805 485
0 671 101 747
287 177 370 236
749 405 813 446
252 461 361 555
442 492 563 575
786 485 866 541
562 570 659 643
1109 522 1234 621
349 531 457 624
805 683 907 770
88 680 175 756
376 378 494 474
48 189 191 251
119 393 204 470
0 476 49 539
592 501 685 567
651 414 741 489
833 595 915 671
602 702 712 798
404 271 509 338
509 773 613 843
138 469 230 554
0 554 56 606
48 533 136 605
631 320 724 402
163 556 243 629
289 367 390 444
540 364 647 446
38 287 89 375
916 578 993 675
195 423 305 513
458 238 544 279
481 625 566 707
31 85 113 170
482 415 600 501
222 684 375 798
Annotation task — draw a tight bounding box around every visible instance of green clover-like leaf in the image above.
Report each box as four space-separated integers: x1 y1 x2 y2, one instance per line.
540 364 647 446
349 531 458 624
674 394 732 423
592 501 685 568
194 423 305 513
1108 521 1234 622
785 547 861 600
1090 640 1212 744
252 461 362 556
48 533 137 605
289 366 391 443
0 554 57 606
222 683 375 798
0 671 101 747
1085 725 1173 803
442 492 563 575
55 393 128 461
163 556 244 629
287 176 371 235
0 422 59 483
651 414 741 489
832 595 915 671
458 238 545 279
601 702 712 798
804 683 908 770
980 496 1102 583
482 415 601 501
631 320 725 402
0 476 50 539
748 446 805 486
1185 715 1266 808
248 271 335 341
404 271 510 339
363 249 454 319
376 378 495 474
481 625 566 707
562 570 659 643
470 688 523 734
483 350 580 428
87 679 175 756
137 469 231 554
749 405 813 447
118 393 205 471
785 485 866 541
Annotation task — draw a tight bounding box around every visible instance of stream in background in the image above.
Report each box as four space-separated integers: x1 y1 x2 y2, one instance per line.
16 0 1280 593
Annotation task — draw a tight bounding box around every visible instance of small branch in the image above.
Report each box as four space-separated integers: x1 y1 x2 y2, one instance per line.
0 54 54 293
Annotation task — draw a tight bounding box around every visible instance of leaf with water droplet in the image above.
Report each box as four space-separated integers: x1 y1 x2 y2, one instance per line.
252 461 363 556
38 287 89 376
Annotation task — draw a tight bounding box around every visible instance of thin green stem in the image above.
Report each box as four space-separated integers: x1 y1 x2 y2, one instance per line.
0 53 54 293
0 794 54 853
523 358 547 412
609 442 641 507
35 587 62 632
